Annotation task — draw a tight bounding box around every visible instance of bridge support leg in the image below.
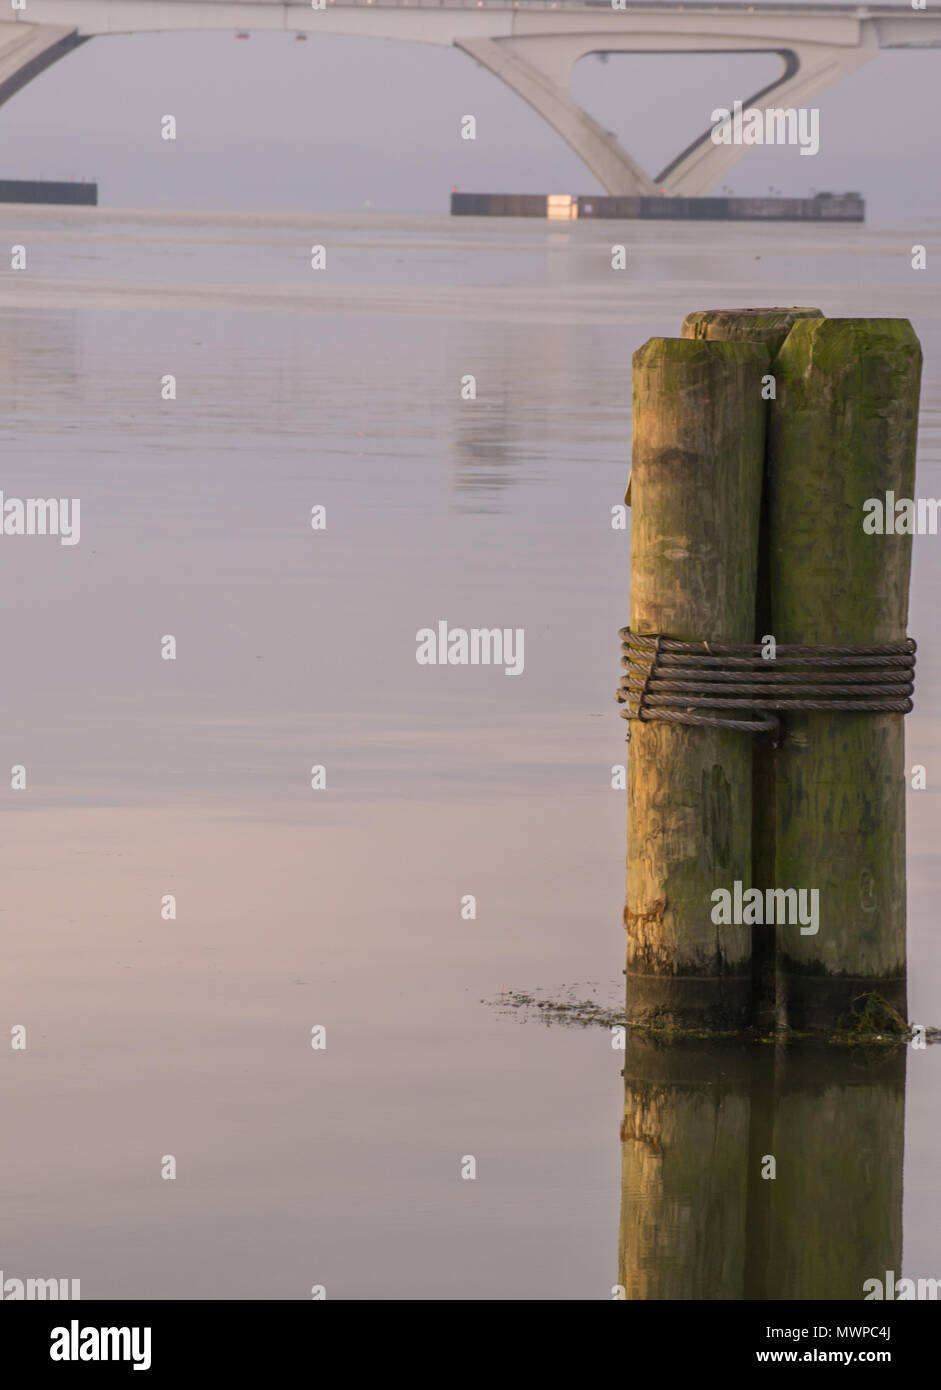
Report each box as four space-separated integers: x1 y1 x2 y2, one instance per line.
455 36 658 197
660 37 879 196
0 21 86 111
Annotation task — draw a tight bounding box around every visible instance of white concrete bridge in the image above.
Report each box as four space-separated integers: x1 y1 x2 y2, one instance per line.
3 1 940 195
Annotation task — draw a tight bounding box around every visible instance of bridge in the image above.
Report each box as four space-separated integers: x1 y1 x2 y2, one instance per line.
3 2 940 195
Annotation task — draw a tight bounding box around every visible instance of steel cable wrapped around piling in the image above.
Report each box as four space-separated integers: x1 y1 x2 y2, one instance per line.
615 628 916 734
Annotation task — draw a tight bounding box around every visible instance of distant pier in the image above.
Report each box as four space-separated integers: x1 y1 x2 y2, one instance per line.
450 191 864 223
0 180 97 207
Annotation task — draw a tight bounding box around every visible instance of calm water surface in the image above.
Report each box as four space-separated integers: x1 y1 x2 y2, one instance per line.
0 208 938 1298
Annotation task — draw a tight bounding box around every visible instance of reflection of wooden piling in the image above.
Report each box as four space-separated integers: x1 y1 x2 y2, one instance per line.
767 320 921 1029
764 1046 905 1299
626 339 769 1029
618 1037 905 1300
618 1038 753 1299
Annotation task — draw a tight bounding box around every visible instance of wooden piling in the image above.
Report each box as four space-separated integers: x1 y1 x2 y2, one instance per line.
679 308 823 1029
766 319 921 1030
625 309 822 507
625 338 769 1029
681 307 823 346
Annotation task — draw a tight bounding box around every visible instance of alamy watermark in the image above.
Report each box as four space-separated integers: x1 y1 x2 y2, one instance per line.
863 493 940 535
0 493 80 545
50 1321 151 1371
864 1271 939 1300
710 101 819 157
711 881 819 935
1 1271 80 1300
416 621 524 676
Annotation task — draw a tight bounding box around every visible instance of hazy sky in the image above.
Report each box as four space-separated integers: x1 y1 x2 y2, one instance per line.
2 20 939 220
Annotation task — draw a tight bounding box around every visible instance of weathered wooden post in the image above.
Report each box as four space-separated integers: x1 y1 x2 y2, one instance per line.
681 307 823 345
680 308 823 1028
623 311 920 1034
766 319 921 1030
613 311 917 1297
623 338 769 1029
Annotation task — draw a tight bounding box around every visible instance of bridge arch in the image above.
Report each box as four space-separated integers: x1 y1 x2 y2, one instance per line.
0 3 937 197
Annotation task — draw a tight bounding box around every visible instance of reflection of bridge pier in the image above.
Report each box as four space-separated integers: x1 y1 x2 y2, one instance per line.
3 3 941 195
618 1036 905 1300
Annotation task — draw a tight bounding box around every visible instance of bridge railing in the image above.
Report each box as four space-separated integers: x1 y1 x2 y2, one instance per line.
315 0 914 10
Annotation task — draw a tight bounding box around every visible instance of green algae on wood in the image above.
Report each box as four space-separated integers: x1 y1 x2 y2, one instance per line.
766 318 922 1031
626 337 769 1029
675 307 823 1029
626 309 822 509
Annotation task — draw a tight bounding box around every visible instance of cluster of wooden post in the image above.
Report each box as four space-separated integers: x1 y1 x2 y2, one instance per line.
625 309 922 1033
